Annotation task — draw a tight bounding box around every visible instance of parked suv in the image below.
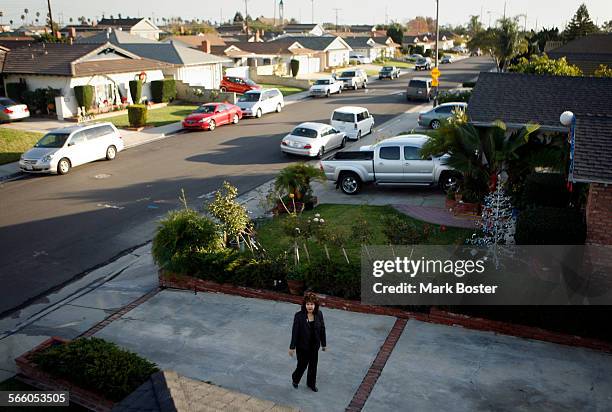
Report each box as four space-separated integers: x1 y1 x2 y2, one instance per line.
19 123 124 175
415 57 432 71
236 88 284 118
406 78 433 102
378 66 400 80
337 69 368 90
330 106 375 140
220 76 261 94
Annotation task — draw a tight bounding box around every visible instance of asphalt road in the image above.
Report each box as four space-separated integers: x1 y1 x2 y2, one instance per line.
0 56 494 316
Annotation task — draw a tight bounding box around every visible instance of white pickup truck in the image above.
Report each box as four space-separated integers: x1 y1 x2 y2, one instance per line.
320 135 459 194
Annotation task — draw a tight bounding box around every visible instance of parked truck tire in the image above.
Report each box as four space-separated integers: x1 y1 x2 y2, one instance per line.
339 172 362 195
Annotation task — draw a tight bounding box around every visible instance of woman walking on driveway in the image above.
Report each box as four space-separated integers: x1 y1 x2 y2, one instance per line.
289 292 327 392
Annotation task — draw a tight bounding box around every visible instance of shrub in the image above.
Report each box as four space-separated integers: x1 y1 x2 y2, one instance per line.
382 215 433 244
33 338 158 402
22 87 61 113
152 208 224 274
290 59 300 77
151 79 177 103
299 257 360 299
515 207 586 245
127 104 148 127
129 80 143 104
437 90 472 104
206 181 250 246
6 82 27 101
520 173 570 208
73 85 94 111
274 163 325 201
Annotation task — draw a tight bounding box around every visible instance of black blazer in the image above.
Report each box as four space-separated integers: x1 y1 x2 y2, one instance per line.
290 310 327 351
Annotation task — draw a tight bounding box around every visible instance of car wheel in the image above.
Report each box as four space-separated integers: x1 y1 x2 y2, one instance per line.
339 172 362 195
431 119 441 129
368 125 373 135
338 88 342 94
208 120 216 131
220 87 227 92
353 84 358 90
326 90 330 98
363 82 367 89
357 131 362 140
233 114 239 124
340 137 347 148
256 108 262 118
57 158 71 175
105 145 117 160
317 146 325 158
276 103 282 113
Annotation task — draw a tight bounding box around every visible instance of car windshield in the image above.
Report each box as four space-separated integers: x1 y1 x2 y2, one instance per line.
340 71 355 78
239 93 260 102
194 105 216 114
332 112 355 122
0 98 17 106
408 80 428 88
291 127 318 138
34 133 70 148
381 67 393 71
245 79 257 86
315 79 330 85
416 58 427 64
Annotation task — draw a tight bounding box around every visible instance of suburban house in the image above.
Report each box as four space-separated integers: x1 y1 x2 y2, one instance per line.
348 25 377 34
467 72 612 245
282 24 326 36
75 28 158 44
119 42 230 88
404 32 455 51
14 25 50 37
59 24 104 38
272 36 351 68
548 33 612 75
96 18 161 40
216 23 246 36
344 37 399 60
1 42 171 119
162 34 226 50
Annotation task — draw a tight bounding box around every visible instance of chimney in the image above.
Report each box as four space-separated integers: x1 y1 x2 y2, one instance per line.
200 40 211 54
70 27 76 38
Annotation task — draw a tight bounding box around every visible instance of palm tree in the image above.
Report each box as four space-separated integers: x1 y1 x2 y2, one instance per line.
468 17 527 72
20 15 25 25
24 8 29 25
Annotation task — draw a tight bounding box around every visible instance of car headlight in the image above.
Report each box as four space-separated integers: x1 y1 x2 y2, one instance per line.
198 118 209 123
20 154 24 161
41 154 52 162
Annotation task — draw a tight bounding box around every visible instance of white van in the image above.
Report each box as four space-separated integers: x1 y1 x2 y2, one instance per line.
19 122 124 175
236 88 284 118
330 106 375 140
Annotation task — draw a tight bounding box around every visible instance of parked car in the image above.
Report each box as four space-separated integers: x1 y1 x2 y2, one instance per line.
182 103 242 131
418 102 467 129
330 106 375 140
219 76 261 94
281 122 347 158
452 46 467 53
236 88 284 118
320 135 458 195
349 53 372 64
406 78 433 102
0 97 29 122
337 69 368 90
441 55 454 64
309 78 343 97
414 57 432 71
378 66 400 80
406 54 423 62
19 123 124 175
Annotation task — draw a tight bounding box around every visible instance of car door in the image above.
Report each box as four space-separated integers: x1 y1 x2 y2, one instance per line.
64 130 90 166
217 104 230 124
434 105 454 121
329 127 343 148
83 126 105 161
261 90 272 113
403 145 434 183
375 146 404 182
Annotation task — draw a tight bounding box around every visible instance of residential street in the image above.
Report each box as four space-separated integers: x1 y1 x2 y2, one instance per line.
0 56 493 316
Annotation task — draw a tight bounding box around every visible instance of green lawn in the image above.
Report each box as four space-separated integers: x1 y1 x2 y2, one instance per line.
0 377 87 411
258 83 307 96
255 204 472 262
373 60 415 69
0 128 45 165
103 104 198 129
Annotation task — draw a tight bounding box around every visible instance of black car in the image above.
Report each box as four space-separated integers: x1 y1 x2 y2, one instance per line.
378 66 400 80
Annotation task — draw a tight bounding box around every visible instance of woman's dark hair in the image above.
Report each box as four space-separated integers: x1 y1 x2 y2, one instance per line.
301 292 320 314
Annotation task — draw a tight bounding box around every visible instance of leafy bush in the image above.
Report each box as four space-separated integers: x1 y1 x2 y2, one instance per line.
22 87 61 113
515 207 586 245
152 208 224 274
520 173 570 208
73 85 94 111
129 80 143 104
207 181 250 246
127 104 148 127
298 257 360 299
274 163 325 200
6 82 27 101
381 215 433 244
33 338 158 402
150 79 177 103
437 90 472 104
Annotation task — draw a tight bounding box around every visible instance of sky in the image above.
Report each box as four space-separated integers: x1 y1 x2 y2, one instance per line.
1 0 610 30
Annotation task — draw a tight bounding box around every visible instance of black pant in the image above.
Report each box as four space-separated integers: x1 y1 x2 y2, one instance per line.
292 346 318 387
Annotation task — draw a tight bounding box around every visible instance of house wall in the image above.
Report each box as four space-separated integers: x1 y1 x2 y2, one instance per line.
293 55 320 74
586 183 612 245
327 49 349 67
130 20 160 40
167 63 223 89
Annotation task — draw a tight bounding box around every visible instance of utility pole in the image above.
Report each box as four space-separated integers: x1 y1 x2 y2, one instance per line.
503 1 507 19
311 0 314 24
333 8 341 32
435 0 439 68
244 0 249 34
47 0 55 37
273 0 276 26
487 11 492 28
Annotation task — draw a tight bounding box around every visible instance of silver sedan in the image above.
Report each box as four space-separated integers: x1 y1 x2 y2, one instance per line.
0 97 30 122
418 102 467 129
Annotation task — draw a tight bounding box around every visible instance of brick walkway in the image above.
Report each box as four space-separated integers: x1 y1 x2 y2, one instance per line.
393 204 478 229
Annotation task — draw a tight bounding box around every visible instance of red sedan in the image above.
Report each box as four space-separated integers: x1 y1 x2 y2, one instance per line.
182 103 243 131
220 76 261 94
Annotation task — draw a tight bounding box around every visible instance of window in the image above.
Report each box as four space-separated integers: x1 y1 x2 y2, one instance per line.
332 112 355 123
291 127 318 138
379 146 400 160
34 133 70 148
269 90 280 98
0 98 16 106
435 106 453 114
70 131 88 145
87 125 114 139
408 80 428 88
195 105 216 114
238 93 260 102
356 112 366 122
404 146 421 160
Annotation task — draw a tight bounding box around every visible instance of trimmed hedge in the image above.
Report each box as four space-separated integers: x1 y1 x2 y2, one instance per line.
437 90 472 104
151 79 176 103
129 80 143 104
6 82 27 101
127 105 148 127
73 85 94 111
515 207 586 245
33 337 159 402
290 59 300 77
521 173 570 208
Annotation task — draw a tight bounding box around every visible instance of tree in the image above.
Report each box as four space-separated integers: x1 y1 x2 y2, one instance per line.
529 27 560 53
509 54 582 76
233 11 244 23
467 15 483 37
594 64 612 77
601 20 612 33
563 3 598 41
386 23 404 46
469 17 527 72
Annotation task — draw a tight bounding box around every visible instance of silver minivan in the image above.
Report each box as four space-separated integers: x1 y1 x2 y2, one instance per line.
330 106 375 140
406 78 433 102
235 88 284 118
19 122 124 175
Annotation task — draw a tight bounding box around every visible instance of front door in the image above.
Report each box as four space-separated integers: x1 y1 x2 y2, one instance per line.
375 146 404 182
403 146 434 183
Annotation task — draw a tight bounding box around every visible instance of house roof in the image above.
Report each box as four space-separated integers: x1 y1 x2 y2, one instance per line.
216 24 245 34
97 18 154 30
227 40 313 56
349 25 376 33
120 42 230 65
162 34 226 48
1 42 172 76
0 46 8 72
75 29 158 44
344 37 385 49
467 72 612 131
548 33 612 74
0 38 36 50
283 24 320 33
272 35 349 51
59 24 103 34
573 114 612 184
